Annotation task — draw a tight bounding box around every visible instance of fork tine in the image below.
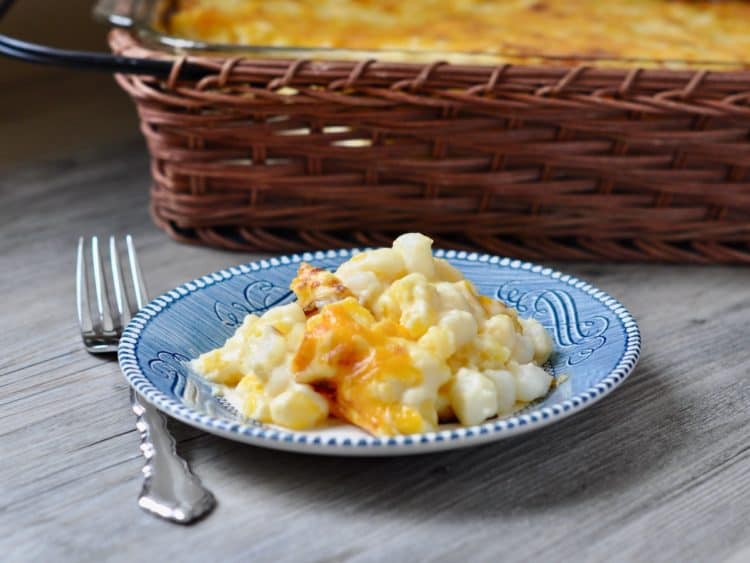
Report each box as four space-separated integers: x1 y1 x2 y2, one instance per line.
91 236 114 332
109 236 127 330
125 234 149 313
76 237 93 333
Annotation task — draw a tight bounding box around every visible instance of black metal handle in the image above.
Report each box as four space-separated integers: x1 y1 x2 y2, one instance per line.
0 0 210 79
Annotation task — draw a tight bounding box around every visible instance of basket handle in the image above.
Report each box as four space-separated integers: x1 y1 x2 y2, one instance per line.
0 0 210 79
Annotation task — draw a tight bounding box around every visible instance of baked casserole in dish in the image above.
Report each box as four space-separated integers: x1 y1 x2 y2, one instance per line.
153 0 750 69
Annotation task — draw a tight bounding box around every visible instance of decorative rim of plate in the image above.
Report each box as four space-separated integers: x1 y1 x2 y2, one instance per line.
118 249 641 451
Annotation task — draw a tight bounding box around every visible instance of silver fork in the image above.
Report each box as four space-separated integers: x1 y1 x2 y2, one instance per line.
76 235 215 524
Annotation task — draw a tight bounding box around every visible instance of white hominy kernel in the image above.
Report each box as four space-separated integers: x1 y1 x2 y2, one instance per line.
514 363 553 402
511 334 535 364
485 369 517 414
394 232 436 279
521 318 553 363
450 367 498 426
439 310 478 351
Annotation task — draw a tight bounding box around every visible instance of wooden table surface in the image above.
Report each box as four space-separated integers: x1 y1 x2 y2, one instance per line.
2 70 750 563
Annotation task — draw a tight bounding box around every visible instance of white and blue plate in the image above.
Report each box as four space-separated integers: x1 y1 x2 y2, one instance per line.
118 249 640 456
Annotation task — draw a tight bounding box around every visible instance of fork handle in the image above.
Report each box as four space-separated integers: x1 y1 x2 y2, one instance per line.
131 389 216 523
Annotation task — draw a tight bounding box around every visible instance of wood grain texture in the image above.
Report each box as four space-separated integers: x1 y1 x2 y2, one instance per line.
1 69 750 563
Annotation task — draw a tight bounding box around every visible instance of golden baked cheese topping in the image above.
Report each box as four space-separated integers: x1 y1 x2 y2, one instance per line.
164 0 750 68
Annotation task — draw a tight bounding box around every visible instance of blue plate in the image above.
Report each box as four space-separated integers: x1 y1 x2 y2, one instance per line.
119 249 640 456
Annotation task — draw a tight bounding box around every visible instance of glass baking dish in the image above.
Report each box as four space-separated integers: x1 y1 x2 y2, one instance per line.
93 0 749 70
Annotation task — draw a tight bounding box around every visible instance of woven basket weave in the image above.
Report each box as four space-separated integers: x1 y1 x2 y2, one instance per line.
110 30 750 263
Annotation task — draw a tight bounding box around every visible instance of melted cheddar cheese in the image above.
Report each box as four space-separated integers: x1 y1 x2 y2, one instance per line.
292 298 432 435
192 233 554 436
164 0 750 68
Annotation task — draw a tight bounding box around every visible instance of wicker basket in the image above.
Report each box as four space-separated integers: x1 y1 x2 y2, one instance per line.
110 30 750 263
